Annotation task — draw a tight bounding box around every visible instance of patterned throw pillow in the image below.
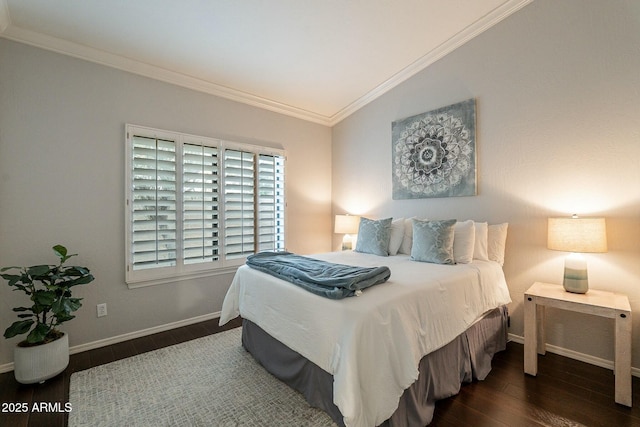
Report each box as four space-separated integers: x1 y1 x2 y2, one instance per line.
411 219 456 264
355 217 392 257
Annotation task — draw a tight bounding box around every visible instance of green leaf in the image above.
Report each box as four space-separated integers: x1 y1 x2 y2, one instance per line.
32 290 57 306
3 320 34 339
51 297 82 316
1 266 20 272
53 244 67 258
11 284 30 294
12 307 30 312
26 323 51 344
27 265 50 277
68 274 95 287
54 313 75 324
62 266 91 277
68 298 82 311
53 245 76 264
5 277 23 287
1 273 22 284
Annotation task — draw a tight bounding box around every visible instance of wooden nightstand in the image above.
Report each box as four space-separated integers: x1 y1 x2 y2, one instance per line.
524 282 632 407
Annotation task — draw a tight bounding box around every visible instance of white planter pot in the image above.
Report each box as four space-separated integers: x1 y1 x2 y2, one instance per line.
14 333 69 384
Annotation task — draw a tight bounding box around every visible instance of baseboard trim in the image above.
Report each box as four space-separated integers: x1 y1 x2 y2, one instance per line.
3 326 636 378
0 311 221 374
508 333 640 378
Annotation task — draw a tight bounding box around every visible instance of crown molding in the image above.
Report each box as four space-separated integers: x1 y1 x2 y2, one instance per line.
0 0 532 127
328 0 533 125
0 24 333 125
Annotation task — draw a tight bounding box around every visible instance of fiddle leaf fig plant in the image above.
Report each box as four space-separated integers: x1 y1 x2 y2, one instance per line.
2 245 95 346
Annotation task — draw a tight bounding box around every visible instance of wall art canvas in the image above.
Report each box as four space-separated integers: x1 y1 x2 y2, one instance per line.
392 98 476 199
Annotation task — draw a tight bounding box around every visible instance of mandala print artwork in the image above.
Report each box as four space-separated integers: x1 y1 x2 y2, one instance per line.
392 99 476 199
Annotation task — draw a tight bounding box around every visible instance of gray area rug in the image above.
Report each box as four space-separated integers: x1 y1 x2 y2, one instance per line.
69 327 337 426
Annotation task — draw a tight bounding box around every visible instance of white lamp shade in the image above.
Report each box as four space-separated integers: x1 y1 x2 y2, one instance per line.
547 216 607 253
334 214 360 234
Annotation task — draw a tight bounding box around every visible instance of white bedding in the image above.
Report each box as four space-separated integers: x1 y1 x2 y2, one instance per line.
219 251 511 427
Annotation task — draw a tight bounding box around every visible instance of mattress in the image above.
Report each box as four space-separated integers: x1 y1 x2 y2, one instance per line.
219 251 511 427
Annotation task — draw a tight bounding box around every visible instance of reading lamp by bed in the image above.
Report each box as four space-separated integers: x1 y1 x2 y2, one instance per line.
334 214 360 250
547 215 607 293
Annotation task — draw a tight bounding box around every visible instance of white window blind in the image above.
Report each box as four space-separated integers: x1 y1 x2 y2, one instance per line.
130 135 177 270
257 154 285 252
223 149 256 260
126 125 285 286
182 143 219 264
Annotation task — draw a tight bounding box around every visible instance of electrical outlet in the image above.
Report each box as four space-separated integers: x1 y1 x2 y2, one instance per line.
97 303 107 317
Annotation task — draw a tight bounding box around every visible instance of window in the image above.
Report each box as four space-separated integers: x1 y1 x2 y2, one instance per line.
125 125 285 287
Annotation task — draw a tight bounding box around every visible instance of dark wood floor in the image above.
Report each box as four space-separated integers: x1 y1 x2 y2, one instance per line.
1 318 639 427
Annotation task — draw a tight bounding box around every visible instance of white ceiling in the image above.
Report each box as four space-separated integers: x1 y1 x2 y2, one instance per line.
0 0 531 125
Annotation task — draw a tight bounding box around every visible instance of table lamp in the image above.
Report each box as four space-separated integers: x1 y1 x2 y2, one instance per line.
334 214 361 250
547 215 607 293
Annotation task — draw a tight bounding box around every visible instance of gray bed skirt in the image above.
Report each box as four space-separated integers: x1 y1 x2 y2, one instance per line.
241 305 508 427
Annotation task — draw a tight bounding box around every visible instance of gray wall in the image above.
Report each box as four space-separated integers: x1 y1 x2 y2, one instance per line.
2 0 640 373
0 39 332 367
332 0 640 368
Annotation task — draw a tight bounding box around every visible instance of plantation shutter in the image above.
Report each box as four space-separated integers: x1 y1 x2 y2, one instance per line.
257 154 285 251
126 124 285 286
182 143 220 264
130 135 177 270
224 149 256 260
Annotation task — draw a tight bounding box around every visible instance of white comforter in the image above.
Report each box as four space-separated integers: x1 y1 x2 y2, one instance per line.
219 252 511 427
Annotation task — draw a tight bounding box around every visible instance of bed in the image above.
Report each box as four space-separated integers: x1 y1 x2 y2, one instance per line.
219 219 511 427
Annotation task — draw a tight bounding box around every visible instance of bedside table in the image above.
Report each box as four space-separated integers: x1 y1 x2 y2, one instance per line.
524 282 632 407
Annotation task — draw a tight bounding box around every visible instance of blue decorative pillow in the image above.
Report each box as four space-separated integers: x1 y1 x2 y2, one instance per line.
411 219 456 264
355 217 392 256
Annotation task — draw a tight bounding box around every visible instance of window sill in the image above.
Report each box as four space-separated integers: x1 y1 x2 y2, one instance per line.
126 266 239 289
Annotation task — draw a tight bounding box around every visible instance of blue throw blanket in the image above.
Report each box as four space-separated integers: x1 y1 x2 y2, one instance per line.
245 251 391 299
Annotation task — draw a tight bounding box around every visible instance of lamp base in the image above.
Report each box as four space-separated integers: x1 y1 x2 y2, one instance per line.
563 254 588 293
341 235 353 251
563 276 588 293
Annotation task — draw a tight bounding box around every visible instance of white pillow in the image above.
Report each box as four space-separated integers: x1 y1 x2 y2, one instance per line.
399 217 418 255
488 223 509 266
388 218 405 255
473 222 489 261
453 220 475 264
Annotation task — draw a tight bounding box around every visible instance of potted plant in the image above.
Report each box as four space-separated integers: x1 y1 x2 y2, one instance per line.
2 245 95 384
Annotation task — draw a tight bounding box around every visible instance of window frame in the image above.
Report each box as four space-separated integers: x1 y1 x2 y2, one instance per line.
125 124 286 288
